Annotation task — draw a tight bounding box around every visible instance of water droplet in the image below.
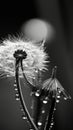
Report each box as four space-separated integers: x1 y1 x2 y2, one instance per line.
14 88 18 91
16 93 19 96
51 122 54 126
15 97 20 101
56 99 59 103
35 70 38 73
22 115 27 120
35 92 40 97
15 95 20 100
7 75 10 77
14 83 17 87
31 105 33 109
43 100 48 104
45 97 48 100
22 117 27 120
42 110 45 113
57 95 60 98
64 97 67 100
37 122 42 126
59 90 61 94
54 107 56 111
33 77 35 79
50 125 52 128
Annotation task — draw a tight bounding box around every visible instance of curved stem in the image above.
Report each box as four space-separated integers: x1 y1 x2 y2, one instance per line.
15 60 38 130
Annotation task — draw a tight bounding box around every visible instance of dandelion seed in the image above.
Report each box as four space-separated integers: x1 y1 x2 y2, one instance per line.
0 37 48 80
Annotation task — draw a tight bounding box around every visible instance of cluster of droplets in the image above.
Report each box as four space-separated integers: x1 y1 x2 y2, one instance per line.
42 96 55 130
14 78 38 130
14 75 71 130
14 79 30 125
49 103 56 130
33 82 71 130
30 89 55 130
14 80 19 100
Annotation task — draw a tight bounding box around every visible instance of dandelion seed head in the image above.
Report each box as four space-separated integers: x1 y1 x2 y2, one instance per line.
0 37 49 78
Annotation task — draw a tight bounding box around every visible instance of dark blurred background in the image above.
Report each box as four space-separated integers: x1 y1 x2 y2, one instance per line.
0 0 73 130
